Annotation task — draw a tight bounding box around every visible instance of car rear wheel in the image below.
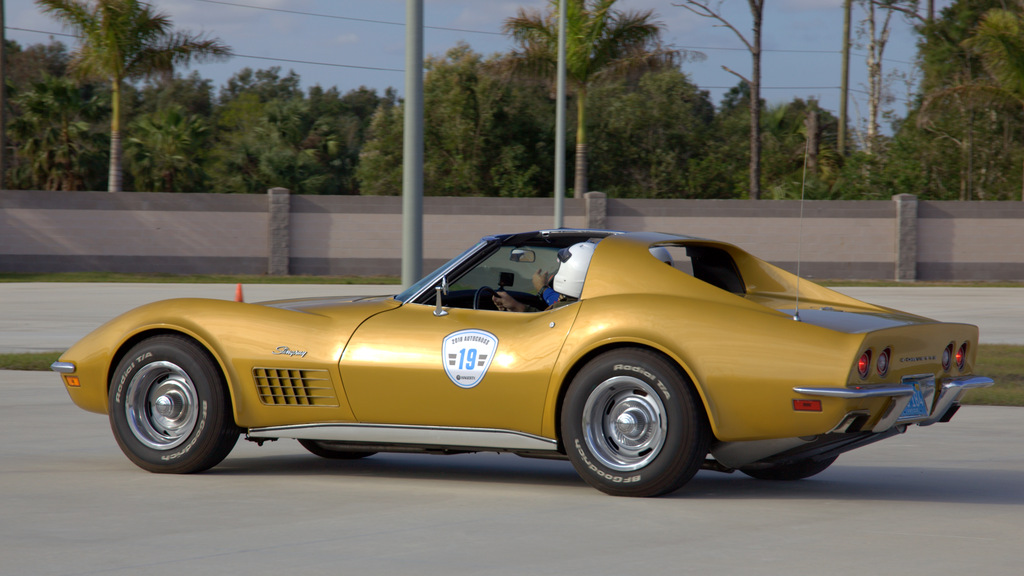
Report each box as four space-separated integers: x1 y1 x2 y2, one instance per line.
740 456 838 481
109 335 240 473
561 349 709 497
298 439 376 460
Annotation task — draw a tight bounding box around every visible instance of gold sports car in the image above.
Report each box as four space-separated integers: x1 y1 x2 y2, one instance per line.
52 230 993 497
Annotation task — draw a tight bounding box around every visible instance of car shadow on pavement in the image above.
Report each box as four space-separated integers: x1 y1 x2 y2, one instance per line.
210 449 588 490
208 448 1024 504
676 465 1024 504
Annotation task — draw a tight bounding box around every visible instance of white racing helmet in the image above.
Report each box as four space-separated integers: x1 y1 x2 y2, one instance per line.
650 246 673 266
553 242 596 299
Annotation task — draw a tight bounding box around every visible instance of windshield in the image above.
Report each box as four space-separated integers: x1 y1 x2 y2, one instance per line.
393 241 488 304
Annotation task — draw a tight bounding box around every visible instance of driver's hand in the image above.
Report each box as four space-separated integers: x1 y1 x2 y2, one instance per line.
531 269 552 292
493 291 527 312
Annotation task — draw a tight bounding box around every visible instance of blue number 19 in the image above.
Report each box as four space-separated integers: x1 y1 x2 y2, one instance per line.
459 348 477 370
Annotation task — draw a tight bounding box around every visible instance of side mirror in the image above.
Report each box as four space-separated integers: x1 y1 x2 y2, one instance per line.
433 276 449 317
510 248 535 263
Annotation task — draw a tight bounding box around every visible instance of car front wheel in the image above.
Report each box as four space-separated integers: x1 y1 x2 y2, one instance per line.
109 335 240 473
561 349 709 497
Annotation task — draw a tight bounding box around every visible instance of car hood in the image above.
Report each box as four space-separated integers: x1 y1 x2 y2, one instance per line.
260 294 399 314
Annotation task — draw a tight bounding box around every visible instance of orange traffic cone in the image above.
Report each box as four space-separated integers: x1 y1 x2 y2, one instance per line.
234 283 244 303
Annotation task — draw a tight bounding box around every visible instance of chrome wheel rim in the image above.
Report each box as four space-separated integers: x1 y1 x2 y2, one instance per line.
582 376 666 472
124 361 199 450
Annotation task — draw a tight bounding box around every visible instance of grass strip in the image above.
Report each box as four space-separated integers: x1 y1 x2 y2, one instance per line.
4 346 1021 406
962 344 1024 407
0 352 62 371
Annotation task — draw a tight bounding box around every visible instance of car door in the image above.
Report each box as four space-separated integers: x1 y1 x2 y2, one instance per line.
338 301 580 437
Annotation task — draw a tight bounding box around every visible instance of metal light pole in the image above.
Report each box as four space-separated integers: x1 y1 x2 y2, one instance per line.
402 0 424 288
0 0 7 189
553 0 567 228
838 0 851 157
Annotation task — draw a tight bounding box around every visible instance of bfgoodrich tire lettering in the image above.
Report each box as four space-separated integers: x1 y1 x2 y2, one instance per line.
561 348 709 497
109 335 240 474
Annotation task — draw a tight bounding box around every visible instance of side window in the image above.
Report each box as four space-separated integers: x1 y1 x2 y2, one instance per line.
686 246 745 295
655 244 746 296
452 246 561 293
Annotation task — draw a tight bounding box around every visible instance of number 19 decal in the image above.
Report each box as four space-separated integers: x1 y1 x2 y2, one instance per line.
443 329 498 389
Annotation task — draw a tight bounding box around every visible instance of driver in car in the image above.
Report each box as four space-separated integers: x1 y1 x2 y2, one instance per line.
493 244 673 312
492 242 595 312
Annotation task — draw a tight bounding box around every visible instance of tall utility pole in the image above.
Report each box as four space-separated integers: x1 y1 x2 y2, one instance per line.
402 0 424 288
838 0 852 156
0 0 7 189
553 0 566 228
681 1 764 199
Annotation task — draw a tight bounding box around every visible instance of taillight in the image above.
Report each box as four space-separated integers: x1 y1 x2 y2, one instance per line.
857 350 872 379
956 342 968 371
942 342 954 371
876 347 891 377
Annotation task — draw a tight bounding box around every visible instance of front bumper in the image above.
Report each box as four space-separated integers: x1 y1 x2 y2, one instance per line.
794 375 994 432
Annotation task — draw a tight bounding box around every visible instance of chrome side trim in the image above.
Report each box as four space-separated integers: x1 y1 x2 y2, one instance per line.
50 361 76 374
247 423 559 453
919 376 994 426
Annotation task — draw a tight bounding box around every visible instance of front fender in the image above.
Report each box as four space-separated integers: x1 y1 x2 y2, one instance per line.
58 297 397 426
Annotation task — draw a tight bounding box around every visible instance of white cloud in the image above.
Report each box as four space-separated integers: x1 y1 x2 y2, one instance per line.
332 33 360 46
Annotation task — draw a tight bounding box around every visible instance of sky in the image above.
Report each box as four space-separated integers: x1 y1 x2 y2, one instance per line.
6 0 955 135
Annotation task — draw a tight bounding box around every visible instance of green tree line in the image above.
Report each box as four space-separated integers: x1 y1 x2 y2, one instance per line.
4 0 1023 200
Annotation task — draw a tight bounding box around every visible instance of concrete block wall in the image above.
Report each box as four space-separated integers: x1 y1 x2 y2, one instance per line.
2 189 1022 280
918 201 1024 280
0 190 269 274
604 198 897 280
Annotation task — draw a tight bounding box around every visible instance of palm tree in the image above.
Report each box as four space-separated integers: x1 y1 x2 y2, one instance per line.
962 4 1024 201
125 106 209 192
503 0 678 197
8 74 106 190
35 0 229 192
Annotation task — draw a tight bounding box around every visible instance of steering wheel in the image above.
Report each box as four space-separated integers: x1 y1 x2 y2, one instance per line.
473 286 498 310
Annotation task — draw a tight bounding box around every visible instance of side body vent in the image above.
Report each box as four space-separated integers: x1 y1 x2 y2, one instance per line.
253 368 339 407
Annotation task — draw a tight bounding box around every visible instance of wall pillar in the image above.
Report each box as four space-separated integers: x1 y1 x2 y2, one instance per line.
268 187 290 275
894 193 917 281
585 191 607 229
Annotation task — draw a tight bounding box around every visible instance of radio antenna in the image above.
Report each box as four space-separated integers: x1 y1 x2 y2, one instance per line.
793 132 810 322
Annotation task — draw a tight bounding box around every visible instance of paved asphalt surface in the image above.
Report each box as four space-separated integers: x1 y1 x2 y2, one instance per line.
1 283 1022 575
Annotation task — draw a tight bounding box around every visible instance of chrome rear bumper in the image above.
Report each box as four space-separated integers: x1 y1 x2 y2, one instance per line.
794 375 993 432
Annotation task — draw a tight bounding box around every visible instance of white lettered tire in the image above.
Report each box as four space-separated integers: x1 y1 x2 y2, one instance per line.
109 335 240 473
561 349 709 497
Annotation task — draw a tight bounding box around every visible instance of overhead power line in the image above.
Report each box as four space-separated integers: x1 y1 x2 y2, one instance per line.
231 53 402 73
193 0 503 36
6 27 402 73
0 27 889 92
6 26 76 38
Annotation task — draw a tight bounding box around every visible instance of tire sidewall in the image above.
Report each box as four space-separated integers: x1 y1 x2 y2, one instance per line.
109 336 233 473
562 349 707 497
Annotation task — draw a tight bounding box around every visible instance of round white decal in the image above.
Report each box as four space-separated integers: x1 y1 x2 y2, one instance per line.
443 329 498 388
